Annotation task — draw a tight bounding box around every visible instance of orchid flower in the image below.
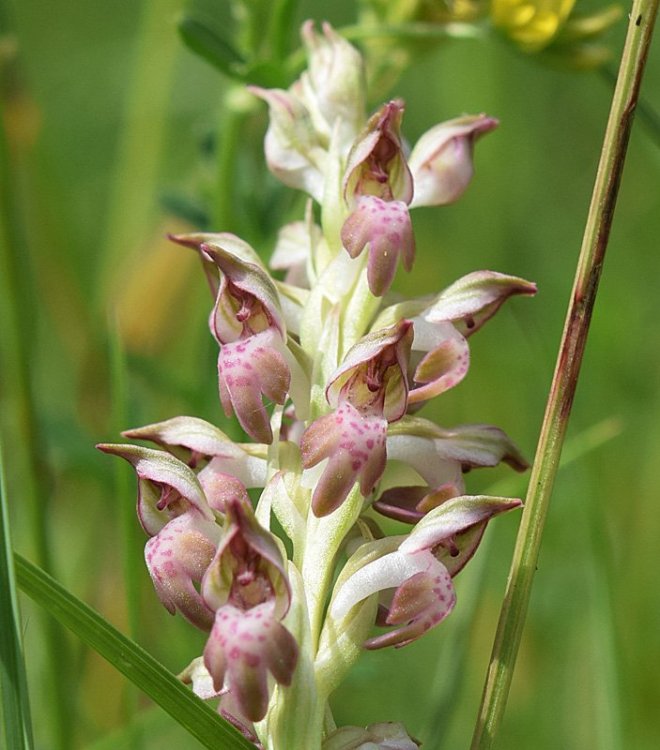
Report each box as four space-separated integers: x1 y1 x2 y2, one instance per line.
301 320 412 515
336 100 497 296
329 495 522 649
170 233 310 443
202 491 298 722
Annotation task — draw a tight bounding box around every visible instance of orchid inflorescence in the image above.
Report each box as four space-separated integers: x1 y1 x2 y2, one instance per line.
99 21 536 750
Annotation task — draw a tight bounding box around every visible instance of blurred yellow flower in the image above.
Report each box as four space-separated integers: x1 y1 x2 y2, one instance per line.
491 0 576 51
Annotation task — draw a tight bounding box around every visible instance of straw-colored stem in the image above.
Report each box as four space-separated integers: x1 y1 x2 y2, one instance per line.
470 2 660 747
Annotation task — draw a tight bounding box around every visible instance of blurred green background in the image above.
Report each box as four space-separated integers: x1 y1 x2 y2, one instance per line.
2 1 659 748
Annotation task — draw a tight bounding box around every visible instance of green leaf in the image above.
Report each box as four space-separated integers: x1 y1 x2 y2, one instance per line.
178 15 245 78
15 554 255 750
0 446 34 750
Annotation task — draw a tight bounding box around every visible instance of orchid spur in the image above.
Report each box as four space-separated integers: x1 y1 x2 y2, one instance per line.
100 21 535 750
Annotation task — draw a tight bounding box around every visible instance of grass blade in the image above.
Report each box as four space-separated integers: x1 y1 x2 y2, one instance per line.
0 446 34 750
15 554 255 750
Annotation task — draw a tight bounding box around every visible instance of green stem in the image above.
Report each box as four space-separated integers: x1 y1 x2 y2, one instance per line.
0 40 73 750
94 0 181 311
268 0 300 60
213 86 255 234
301 486 364 652
469 2 659 748
285 21 484 74
108 320 144 749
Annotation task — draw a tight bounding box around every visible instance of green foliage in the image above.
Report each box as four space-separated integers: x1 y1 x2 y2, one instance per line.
1 0 660 748
15 554 254 750
0 450 34 750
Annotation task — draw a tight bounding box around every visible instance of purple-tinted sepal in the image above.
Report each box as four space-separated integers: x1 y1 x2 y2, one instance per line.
201 237 285 344
96 443 214 535
421 270 537 336
400 494 522 576
341 196 414 296
407 320 470 406
218 330 291 444
386 418 529 483
408 114 498 208
343 100 413 204
121 415 269 495
300 401 387 517
169 232 285 342
373 482 462 524
145 511 220 630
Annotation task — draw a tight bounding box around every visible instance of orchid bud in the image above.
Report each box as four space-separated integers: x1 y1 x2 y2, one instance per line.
299 21 366 150
408 114 498 207
249 85 327 203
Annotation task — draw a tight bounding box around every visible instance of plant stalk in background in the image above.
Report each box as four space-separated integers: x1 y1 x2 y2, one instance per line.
470 1 660 747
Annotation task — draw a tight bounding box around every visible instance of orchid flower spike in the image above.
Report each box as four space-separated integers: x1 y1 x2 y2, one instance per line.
99 20 537 748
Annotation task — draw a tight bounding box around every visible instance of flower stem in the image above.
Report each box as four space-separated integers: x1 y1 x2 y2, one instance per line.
469 2 660 747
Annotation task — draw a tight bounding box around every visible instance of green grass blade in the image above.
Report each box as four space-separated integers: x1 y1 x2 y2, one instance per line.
0 446 34 750
108 318 144 750
15 554 255 750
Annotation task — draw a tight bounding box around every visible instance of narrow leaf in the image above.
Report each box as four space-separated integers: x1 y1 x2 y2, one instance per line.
0 447 34 750
15 554 254 750
178 15 245 77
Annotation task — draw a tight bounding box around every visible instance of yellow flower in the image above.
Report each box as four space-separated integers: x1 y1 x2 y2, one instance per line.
491 0 576 51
